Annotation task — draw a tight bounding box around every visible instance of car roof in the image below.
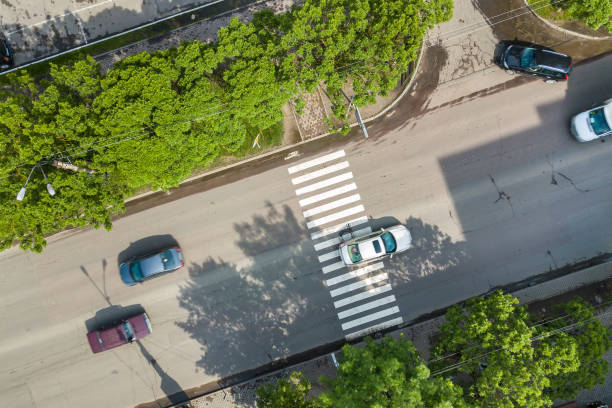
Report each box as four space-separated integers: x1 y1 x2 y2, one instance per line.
87 313 151 353
139 253 165 277
357 237 384 259
534 49 571 72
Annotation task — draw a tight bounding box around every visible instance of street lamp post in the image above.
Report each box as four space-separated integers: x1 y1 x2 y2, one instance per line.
16 163 56 201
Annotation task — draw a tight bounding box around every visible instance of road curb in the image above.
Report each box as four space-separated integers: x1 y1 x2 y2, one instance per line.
522 0 612 41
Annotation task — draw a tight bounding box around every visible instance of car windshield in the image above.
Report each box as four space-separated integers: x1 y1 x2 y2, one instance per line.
520 48 536 68
130 262 143 281
589 108 612 136
121 321 135 342
347 244 362 263
380 232 397 253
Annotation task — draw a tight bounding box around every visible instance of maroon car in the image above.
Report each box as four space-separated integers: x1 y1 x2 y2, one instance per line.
87 312 152 353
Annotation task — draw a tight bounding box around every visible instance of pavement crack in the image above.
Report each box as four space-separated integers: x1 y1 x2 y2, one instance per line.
547 157 589 192
489 174 515 215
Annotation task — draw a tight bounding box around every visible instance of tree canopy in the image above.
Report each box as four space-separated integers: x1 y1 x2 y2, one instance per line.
0 0 454 252
256 334 471 408
563 0 612 32
430 291 610 408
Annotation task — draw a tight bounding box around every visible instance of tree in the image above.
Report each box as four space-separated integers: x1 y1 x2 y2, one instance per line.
0 58 126 252
316 334 471 408
544 297 611 399
430 290 580 408
256 372 315 408
563 0 612 32
280 0 453 118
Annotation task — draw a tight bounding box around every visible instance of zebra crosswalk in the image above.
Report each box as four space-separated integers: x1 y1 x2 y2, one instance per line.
288 149 403 340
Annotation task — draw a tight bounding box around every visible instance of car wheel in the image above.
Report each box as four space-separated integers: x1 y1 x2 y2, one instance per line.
505 69 515 75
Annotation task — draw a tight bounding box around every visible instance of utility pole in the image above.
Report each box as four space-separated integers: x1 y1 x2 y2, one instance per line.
345 95 369 139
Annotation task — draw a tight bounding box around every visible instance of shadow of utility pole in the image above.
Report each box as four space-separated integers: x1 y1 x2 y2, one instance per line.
136 340 190 406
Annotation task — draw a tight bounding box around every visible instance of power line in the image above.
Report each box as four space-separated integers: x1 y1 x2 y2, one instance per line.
429 304 612 377
0 0 572 181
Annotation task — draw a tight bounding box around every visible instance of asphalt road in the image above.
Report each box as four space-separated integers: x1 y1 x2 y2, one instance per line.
1 54 611 407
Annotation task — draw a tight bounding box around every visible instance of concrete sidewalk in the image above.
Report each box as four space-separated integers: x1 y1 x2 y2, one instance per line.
179 262 612 408
1 0 227 65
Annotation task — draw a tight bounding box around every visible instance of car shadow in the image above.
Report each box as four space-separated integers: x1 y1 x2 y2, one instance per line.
84 304 146 332
117 234 179 265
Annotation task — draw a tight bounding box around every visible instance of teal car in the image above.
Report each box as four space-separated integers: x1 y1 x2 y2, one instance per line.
120 246 184 286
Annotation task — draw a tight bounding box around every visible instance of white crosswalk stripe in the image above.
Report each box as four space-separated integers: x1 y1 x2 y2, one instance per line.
337 295 397 320
318 250 340 263
303 194 361 218
291 162 349 185
345 317 404 340
341 306 400 330
322 261 345 274
295 172 353 196
334 285 393 309
299 183 357 207
325 262 384 287
313 227 371 251
288 150 403 341
310 217 369 240
329 273 388 297
288 150 345 174
306 205 364 229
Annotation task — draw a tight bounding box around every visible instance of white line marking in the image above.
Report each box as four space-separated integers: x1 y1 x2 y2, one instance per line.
322 261 345 274
337 295 397 320
345 317 404 340
330 273 388 297
314 236 341 252
341 306 400 330
310 217 369 240
325 262 384 286
8 0 114 34
303 194 360 218
306 205 364 229
299 183 357 207
291 162 349 185
318 250 340 263
295 173 353 196
334 285 393 309
288 150 345 174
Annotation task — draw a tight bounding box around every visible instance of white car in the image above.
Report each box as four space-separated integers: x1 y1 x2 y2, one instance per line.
571 99 612 142
339 225 412 266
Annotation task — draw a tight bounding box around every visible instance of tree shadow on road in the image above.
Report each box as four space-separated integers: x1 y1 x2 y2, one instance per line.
175 202 335 405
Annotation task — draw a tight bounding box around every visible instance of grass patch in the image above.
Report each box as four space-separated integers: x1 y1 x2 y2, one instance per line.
231 120 285 158
527 0 572 21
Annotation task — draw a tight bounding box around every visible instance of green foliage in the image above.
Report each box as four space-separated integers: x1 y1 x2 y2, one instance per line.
0 0 449 252
430 290 611 408
544 297 611 399
316 334 471 408
564 0 612 32
256 372 315 408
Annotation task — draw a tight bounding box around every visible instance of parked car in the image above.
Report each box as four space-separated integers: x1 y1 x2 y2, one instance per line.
0 36 14 71
339 225 412 266
571 99 612 142
495 41 571 82
87 312 152 353
119 246 184 286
